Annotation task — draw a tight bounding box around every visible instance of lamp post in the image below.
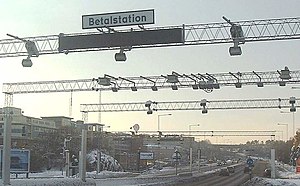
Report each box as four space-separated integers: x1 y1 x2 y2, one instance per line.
278 123 289 141
276 130 283 141
157 114 172 132
157 114 172 164
188 124 200 172
280 111 295 137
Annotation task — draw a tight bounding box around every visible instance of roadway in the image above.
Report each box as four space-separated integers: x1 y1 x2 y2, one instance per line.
94 163 252 186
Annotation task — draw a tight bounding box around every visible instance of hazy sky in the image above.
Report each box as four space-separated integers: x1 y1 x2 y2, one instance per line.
0 0 300 143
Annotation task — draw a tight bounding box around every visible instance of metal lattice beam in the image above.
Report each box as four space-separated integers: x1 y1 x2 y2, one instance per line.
80 97 298 113
2 68 299 94
0 17 300 58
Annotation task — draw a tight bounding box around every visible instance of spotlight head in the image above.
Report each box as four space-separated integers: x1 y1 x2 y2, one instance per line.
202 108 208 114
289 97 296 104
171 85 178 90
235 82 242 88
111 87 118 92
229 46 242 56
22 57 33 67
115 52 126 62
147 110 153 115
290 107 296 112
200 99 207 107
257 82 264 87
145 100 152 107
131 87 137 91
151 86 158 91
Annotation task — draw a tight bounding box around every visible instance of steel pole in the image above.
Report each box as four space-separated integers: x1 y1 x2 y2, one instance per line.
2 107 12 185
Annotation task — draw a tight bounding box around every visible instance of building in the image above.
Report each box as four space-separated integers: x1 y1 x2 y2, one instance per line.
0 107 74 141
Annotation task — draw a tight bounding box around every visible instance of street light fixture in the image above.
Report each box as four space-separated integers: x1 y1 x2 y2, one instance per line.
189 124 200 136
278 123 289 141
281 110 296 137
7 33 39 67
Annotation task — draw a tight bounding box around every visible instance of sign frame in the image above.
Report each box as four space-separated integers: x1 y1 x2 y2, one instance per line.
82 9 155 29
0 149 30 174
139 152 154 160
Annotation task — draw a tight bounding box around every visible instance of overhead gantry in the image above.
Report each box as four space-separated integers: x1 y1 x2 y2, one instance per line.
2 67 298 106
1 16 300 64
80 97 298 115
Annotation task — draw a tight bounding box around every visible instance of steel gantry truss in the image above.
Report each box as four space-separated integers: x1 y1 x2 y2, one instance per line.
1 17 300 58
80 97 298 114
2 67 299 97
128 130 276 137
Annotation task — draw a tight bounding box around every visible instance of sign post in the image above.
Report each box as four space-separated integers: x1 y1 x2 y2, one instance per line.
172 149 181 175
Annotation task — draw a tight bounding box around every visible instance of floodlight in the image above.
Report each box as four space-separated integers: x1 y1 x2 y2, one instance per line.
151 86 158 91
213 83 220 89
235 82 242 88
200 99 207 107
147 110 153 115
25 40 40 57
199 81 206 89
202 108 208 114
111 87 118 92
98 77 111 86
279 81 286 86
145 100 152 107
279 66 291 80
290 97 296 104
166 75 179 83
22 57 33 67
171 85 178 90
229 46 242 56
131 86 137 91
290 106 296 112
257 82 264 87
115 52 126 62
192 84 198 90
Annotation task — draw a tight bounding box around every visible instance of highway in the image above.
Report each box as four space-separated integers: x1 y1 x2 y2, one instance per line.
94 163 252 186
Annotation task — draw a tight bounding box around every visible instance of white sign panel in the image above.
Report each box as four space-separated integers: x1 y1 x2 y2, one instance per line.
82 9 154 29
140 152 154 160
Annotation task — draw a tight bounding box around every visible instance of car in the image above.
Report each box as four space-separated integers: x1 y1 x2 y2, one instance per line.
219 168 230 176
227 166 235 173
264 168 271 178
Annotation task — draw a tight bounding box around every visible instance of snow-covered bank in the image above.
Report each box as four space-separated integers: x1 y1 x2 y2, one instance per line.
243 164 300 186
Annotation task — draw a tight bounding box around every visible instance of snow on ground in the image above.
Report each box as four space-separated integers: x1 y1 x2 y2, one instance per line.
3 163 300 185
243 164 300 186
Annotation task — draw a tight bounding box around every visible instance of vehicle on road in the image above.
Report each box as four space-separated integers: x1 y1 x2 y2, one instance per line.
219 168 230 176
227 166 235 173
264 168 271 178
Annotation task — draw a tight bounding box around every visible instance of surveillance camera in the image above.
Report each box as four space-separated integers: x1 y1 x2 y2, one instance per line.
22 57 33 67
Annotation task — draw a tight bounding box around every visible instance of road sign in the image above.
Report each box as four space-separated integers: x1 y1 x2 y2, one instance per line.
172 150 181 160
247 157 254 167
0 149 30 173
82 9 154 29
140 152 154 160
58 28 184 52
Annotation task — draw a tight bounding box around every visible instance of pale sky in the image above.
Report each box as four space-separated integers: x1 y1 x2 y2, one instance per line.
0 0 300 144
